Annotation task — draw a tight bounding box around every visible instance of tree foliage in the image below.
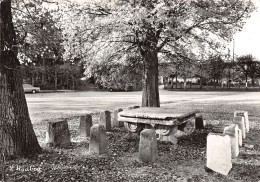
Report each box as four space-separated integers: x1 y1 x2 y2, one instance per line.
63 0 254 61
9 0 256 93
207 55 226 86
237 54 260 85
61 0 255 104
11 0 84 89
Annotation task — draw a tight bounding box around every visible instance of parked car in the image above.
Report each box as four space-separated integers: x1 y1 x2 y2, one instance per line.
124 83 134 91
107 83 134 92
107 83 124 92
23 84 40 93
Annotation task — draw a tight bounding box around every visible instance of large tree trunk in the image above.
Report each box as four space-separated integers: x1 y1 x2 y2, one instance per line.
141 29 160 107
142 49 160 107
0 0 42 157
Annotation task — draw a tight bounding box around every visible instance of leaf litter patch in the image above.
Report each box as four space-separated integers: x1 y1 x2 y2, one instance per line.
3 118 260 181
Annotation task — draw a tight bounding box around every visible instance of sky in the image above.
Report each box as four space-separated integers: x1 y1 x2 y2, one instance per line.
231 0 260 60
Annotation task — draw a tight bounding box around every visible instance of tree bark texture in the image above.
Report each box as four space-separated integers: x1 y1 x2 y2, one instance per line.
0 0 42 157
141 29 160 107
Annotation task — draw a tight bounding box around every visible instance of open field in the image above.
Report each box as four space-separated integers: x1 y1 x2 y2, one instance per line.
25 90 260 123
4 90 260 181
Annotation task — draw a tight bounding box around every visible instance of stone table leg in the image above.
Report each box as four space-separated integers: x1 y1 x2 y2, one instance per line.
156 126 178 145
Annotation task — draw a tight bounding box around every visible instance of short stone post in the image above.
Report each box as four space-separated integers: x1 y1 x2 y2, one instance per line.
234 111 249 132
223 124 239 158
206 133 232 175
79 114 92 137
195 113 204 129
112 108 123 128
237 128 242 146
233 116 246 139
139 129 158 163
89 124 108 155
100 110 111 131
128 106 140 110
46 120 71 148
118 109 124 127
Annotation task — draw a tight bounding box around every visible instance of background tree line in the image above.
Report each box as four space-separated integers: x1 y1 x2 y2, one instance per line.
13 0 84 90
161 54 260 89
11 0 257 93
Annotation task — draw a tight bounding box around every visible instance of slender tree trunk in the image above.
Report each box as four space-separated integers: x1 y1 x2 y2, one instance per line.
54 69 57 90
199 77 203 89
141 29 160 107
66 74 69 89
0 0 42 157
41 63 45 86
170 77 173 89
163 76 167 89
245 75 248 90
71 76 75 90
31 72 35 86
35 72 38 84
226 79 229 88
183 76 187 90
175 74 178 89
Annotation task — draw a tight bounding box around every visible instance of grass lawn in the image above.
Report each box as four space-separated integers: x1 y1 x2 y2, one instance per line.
3 91 260 182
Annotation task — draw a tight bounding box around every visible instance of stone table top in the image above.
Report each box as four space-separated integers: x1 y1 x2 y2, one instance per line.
119 107 199 120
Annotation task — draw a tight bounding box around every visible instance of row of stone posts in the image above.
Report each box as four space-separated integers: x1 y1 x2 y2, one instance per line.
206 111 249 175
45 106 139 154
78 108 123 139
45 106 205 163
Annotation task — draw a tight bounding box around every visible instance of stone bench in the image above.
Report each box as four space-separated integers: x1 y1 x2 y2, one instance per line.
118 107 201 144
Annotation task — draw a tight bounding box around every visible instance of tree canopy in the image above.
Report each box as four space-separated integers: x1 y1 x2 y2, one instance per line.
60 0 255 106
63 0 254 61
9 0 256 102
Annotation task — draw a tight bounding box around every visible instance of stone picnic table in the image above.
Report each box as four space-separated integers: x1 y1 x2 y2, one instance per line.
118 107 202 144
